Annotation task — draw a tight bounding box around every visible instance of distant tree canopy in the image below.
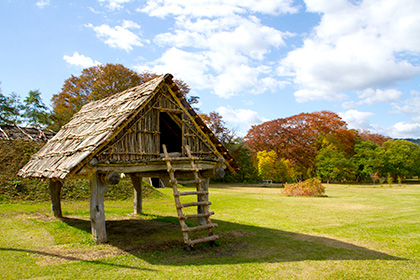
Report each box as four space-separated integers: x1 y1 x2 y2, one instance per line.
245 111 358 179
50 64 192 131
358 129 391 146
0 85 22 125
0 84 50 127
23 90 50 128
244 111 420 183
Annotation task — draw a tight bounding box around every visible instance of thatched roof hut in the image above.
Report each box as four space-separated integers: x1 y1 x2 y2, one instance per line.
18 74 235 180
18 74 236 248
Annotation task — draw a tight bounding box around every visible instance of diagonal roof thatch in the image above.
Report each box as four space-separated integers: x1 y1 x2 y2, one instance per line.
18 74 236 180
0 124 56 141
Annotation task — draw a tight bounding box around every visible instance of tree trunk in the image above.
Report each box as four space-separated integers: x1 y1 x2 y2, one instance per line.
49 179 63 218
90 173 109 244
197 177 210 226
130 174 143 215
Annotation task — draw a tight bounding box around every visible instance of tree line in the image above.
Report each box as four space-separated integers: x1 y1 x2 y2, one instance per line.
0 64 193 131
1 63 416 184
241 111 420 184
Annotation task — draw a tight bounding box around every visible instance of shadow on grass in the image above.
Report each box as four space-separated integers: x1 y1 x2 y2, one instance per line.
59 215 404 266
0 247 157 271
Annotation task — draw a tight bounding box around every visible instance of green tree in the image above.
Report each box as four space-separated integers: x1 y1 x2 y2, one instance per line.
316 148 356 183
223 137 259 183
23 89 51 128
0 86 22 125
351 140 382 182
409 148 420 177
378 139 418 181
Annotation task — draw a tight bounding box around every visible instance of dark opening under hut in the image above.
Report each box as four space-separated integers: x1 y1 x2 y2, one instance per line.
18 74 237 248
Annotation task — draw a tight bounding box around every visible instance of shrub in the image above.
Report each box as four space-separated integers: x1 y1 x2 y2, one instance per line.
283 178 325 197
0 139 162 202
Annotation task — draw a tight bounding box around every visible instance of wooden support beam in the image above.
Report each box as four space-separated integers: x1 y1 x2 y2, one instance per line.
197 177 210 226
49 179 63 218
90 173 109 244
129 174 143 214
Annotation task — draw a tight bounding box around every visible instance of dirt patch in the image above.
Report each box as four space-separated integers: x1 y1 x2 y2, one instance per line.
34 245 126 266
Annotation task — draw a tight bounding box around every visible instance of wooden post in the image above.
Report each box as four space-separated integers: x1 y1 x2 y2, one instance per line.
198 177 210 226
49 179 63 218
130 174 143 214
90 173 109 244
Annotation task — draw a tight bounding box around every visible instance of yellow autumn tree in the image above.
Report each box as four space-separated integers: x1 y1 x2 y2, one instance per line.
257 150 295 183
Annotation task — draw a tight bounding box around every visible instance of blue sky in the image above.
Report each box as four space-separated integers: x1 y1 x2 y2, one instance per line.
1 0 420 138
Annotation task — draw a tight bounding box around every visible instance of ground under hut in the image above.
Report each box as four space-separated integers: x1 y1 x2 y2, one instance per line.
18 74 236 249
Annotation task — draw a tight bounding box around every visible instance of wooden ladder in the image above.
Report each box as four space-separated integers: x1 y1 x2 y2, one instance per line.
162 144 219 250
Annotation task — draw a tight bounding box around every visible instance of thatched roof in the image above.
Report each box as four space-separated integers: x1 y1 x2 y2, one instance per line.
18 74 236 180
0 124 56 141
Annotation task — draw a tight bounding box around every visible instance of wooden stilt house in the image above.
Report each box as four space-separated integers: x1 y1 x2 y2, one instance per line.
18 74 236 248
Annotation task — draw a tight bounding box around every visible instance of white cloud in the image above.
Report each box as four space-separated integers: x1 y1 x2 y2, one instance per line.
139 0 298 18
343 88 403 108
391 93 420 116
357 88 402 105
140 4 293 98
389 122 420 138
217 106 268 125
339 109 374 130
279 0 420 102
217 106 269 135
250 77 290 95
63 52 101 68
141 47 212 91
98 0 133 10
295 89 346 103
86 20 146 51
36 0 50 8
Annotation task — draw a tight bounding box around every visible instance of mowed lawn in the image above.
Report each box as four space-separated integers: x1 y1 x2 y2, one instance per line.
0 183 419 279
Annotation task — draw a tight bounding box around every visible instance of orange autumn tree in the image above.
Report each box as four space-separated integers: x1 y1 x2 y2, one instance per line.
199 112 235 145
246 111 357 179
359 129 391 146
257 150 295 183
50 64 191 131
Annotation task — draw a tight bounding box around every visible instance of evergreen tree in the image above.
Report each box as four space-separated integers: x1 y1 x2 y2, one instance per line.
23 89 50 128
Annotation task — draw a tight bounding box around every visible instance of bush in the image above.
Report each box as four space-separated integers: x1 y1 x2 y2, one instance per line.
283 178 325 197
0 139 162 202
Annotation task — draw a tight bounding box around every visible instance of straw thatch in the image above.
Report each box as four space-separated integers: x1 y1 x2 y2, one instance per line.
0 124 56 141
18 74 236 180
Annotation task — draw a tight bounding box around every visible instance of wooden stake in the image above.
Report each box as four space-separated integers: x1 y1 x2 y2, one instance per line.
49 179 63 218
130 174 143 214
90 173 109 244
197 177 210 226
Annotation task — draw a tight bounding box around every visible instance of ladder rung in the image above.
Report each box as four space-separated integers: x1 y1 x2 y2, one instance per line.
187 234 219 246
173 191 208 197
182 223 218 232
177 179 203 185
180 211 215 220
179 201 211 208
179 191 208 196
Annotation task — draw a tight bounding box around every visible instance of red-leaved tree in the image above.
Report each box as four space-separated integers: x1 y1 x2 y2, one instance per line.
245 111 357 179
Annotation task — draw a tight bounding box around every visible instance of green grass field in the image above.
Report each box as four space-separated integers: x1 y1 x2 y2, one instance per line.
0 183 419 279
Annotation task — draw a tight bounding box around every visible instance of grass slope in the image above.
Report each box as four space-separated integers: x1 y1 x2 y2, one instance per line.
0 184 419 279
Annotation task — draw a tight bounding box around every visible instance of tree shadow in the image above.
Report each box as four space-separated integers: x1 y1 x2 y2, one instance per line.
0 247 156 271
60 215 405 266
